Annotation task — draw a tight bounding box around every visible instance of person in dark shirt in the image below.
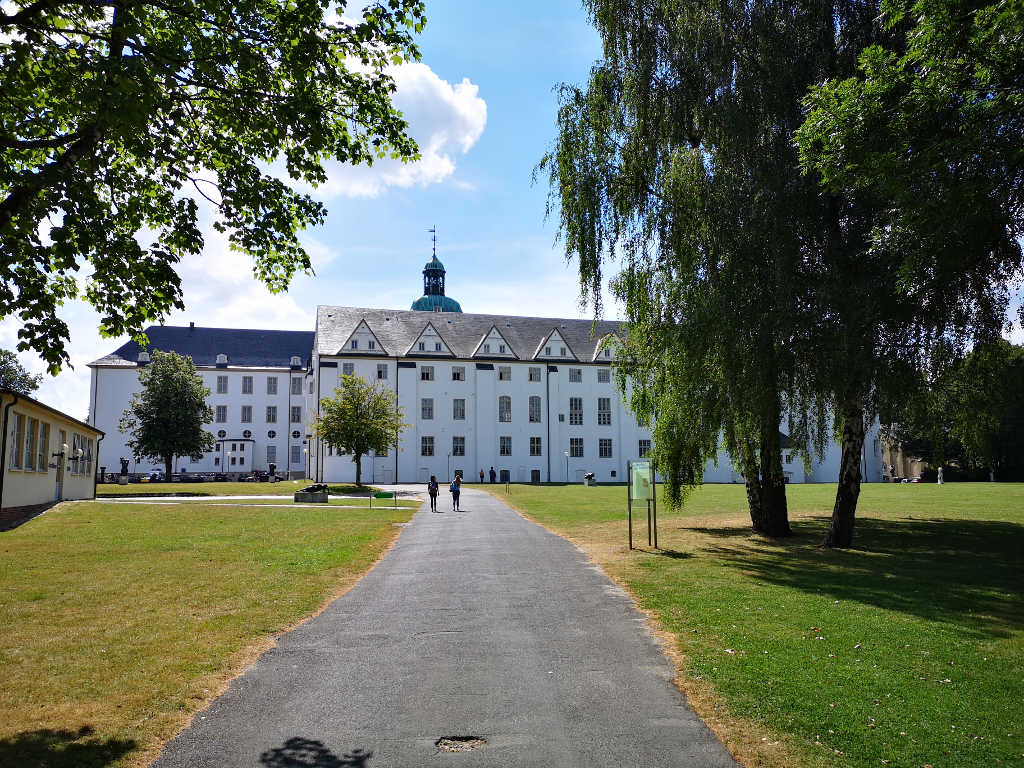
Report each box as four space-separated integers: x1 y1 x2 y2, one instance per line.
427 475 439 512
489 467 496 483
450 476 461 511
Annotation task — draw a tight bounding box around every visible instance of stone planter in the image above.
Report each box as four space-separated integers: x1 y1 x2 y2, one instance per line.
294 491 328 503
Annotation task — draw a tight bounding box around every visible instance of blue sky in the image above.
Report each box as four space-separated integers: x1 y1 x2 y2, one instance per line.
4 0 1021 418
6 0 610 418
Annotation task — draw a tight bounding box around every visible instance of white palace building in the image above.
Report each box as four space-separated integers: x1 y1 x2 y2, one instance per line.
88 254 884 484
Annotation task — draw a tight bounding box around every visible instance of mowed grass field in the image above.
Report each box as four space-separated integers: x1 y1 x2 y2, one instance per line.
96 480 370 497
495 482 1024 768
0 498 417 768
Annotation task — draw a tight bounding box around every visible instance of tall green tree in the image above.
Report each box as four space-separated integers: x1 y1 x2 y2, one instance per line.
1 0 425 372
119 350 215 478
0 349 42 394
315 374 406 487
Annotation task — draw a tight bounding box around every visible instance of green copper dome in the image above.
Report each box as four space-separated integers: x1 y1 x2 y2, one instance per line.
412 249 462 312
411 294 463 312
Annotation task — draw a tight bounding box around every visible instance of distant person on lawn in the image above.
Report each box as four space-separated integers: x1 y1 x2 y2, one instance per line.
450 476 461 511
427 475 439 512
479 468 485 484
489 466 496 483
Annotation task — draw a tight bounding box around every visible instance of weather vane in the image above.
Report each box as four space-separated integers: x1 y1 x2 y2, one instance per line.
428 225 437 258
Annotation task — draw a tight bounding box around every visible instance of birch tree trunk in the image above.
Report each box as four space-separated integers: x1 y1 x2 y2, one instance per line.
825 404 865 548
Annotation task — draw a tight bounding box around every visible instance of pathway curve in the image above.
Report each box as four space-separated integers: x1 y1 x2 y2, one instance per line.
153 487 737 768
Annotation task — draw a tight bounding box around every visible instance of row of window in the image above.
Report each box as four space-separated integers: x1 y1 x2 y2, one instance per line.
214 405 302 424
417 396 613 425
207 444 303 467
214 375 304 396
420 436 632 459
8 414 95 475
410 365 612 383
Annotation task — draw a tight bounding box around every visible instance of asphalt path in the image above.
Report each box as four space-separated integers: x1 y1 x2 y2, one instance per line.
153 487 737 767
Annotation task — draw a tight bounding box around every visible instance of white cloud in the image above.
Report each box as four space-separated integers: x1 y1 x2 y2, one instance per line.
300 63 487 198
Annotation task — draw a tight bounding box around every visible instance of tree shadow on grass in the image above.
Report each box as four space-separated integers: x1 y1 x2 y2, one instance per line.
260 737 372 767
689 516 1024 640
0 726 137 768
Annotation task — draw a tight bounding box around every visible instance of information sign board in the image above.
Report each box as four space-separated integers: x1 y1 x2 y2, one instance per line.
630 460 653 500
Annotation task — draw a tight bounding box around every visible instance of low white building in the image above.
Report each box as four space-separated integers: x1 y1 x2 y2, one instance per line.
87 256 884 484
1 389 102 529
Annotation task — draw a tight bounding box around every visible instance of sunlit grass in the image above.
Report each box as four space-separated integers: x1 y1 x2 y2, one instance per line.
496 482 1024 768
0 499 416 767
96 481 374 497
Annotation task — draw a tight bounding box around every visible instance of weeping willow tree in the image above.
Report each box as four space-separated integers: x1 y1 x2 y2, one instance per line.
539 0 886 541
542 0 1020 547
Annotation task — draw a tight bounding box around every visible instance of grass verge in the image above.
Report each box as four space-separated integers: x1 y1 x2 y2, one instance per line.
492 482 1024 768
0 498 417 768
96 481 374 498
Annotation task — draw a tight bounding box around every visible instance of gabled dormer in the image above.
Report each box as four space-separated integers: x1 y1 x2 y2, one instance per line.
338 319 387 355
592 333 621 362
472 326 518 358
405 322 454 356
534 328 577 361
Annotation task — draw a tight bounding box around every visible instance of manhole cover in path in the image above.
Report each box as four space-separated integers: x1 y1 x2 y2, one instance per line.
435 736 486 753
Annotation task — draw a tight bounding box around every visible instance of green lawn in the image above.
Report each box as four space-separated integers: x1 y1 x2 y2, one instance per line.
0 499 417 768
495 482 1024 768
96 480 373 497
147 497 419 508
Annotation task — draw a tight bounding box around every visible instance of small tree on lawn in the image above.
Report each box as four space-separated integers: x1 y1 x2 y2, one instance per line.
316 374 406 487
120 350 215 478
0 349 41 394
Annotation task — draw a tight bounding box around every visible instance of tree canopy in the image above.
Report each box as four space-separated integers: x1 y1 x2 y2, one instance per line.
1 0 425 372
315 373 405 486
119 349 214 477
0 349 42 394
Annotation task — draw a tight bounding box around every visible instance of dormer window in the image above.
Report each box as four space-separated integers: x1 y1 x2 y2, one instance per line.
434 306 442 312
351 340 358 350
216 353 228 364
290 355 301 367
137 351 150 364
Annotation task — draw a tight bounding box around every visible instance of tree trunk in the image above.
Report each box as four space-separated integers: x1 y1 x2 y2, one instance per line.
756 427 792 537
825 404 865 548
354 453 362 486
736 437 763 529
164 455 173 480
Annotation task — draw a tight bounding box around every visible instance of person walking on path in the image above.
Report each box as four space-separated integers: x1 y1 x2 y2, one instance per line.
450 476 461 511
427 475 439 512
489 466 496 483
479 468 484 484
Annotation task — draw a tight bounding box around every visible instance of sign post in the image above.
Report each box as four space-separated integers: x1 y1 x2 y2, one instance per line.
627 463 633 549
629 460 655 549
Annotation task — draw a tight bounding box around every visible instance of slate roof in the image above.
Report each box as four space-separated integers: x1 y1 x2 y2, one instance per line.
89 326 315 368
316 306 624 362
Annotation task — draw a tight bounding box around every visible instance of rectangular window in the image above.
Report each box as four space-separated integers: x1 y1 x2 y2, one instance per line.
239 455 244 466
544 346 551 356
38 423 49 471
343 362 355 375
560 346 567 357
530 436 542 456
368 340 376 350
421 436 434 456
24 417 37 470
569 397 583 425
498 366 511 381
599 438 613 458
291 377 302 395
290 405 302 423
241 376 253 394
267 376 278 395
597 368 611 383
453 398 466 420
498 395 512 423
529 366 541 382
421 365 434 381
216 375 228 394
418 341 425 351
266 406 277 423
377 364 388 379
499 344 506 353
452 436 465 457
421 398 434 420
452 366 465 381
351 339 358 350
597 397 611 426
291 444 302 465
483 343 491 353
267 445 277 464
435 342 443 352
570 437 584 458
241 405 252 423
785 453 792 464
529 395 541 423
569 367 582 382
499 436 512 456
216 405 227 423
639 439 652 458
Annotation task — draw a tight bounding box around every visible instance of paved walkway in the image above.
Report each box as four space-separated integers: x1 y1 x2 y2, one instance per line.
153 487 736 767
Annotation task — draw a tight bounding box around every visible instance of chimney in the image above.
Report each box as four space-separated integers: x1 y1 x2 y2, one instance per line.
189 321 195 330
